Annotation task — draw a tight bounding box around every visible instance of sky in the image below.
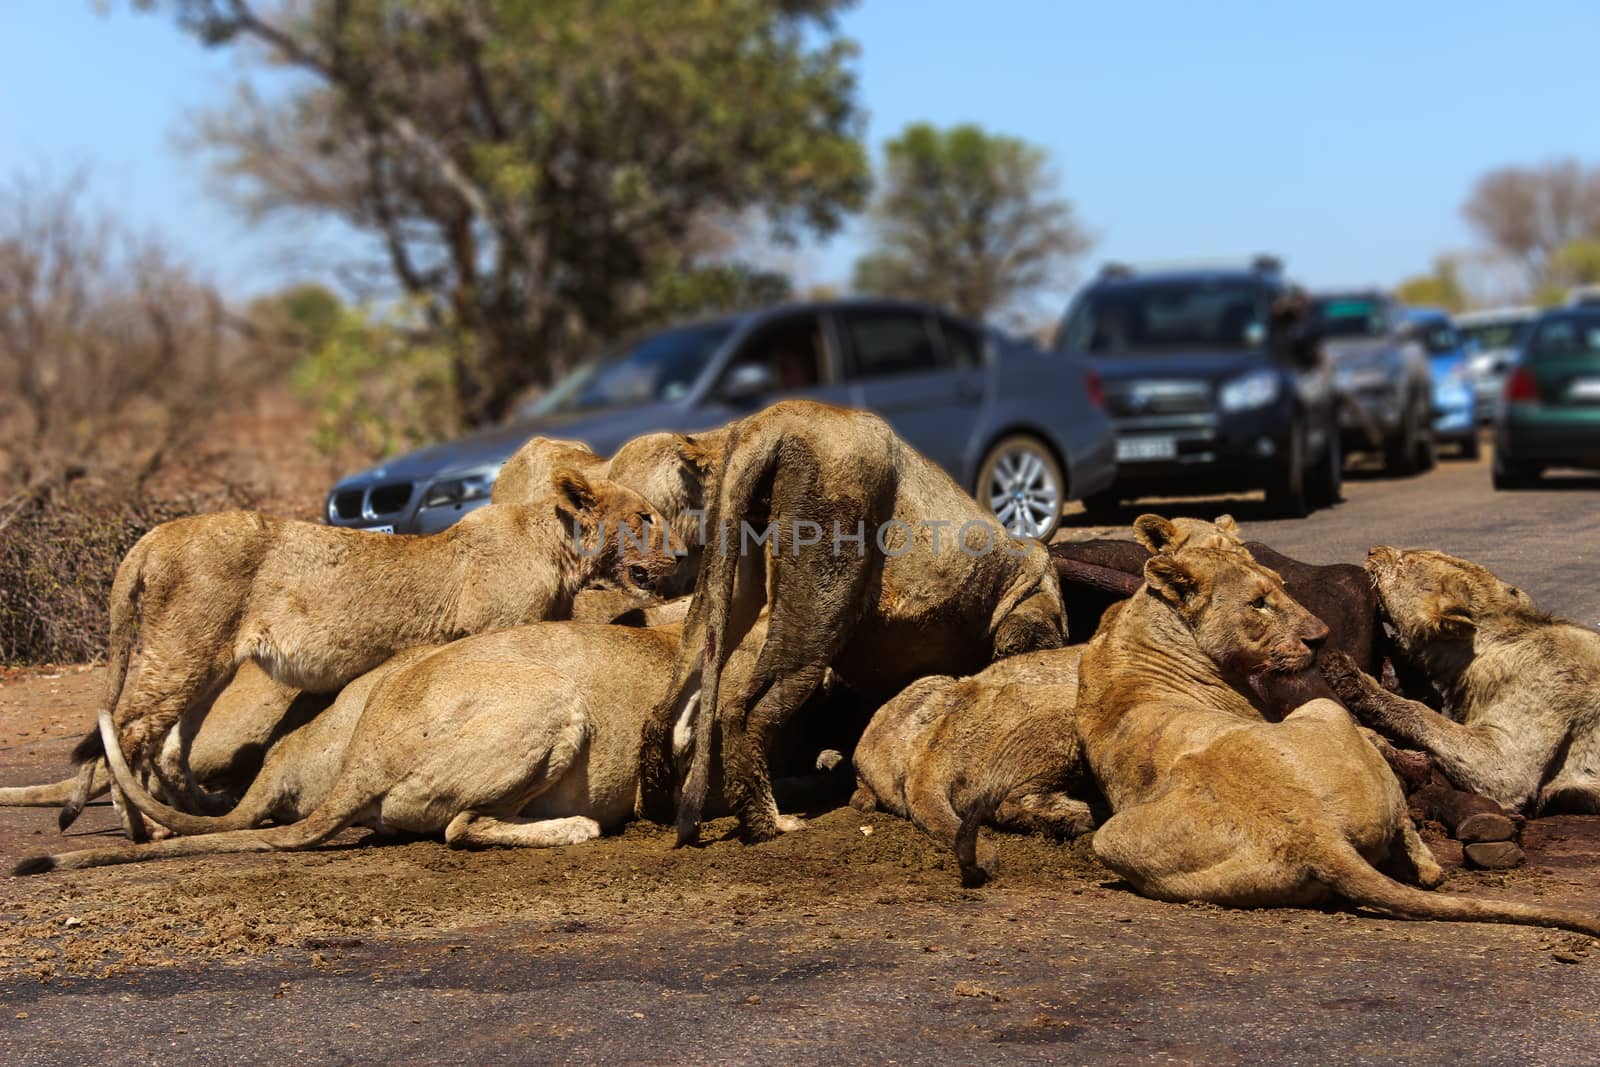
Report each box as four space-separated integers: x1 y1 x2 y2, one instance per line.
3 1 1598 307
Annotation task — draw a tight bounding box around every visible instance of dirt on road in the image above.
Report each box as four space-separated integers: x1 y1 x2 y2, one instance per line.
3 452 1600 1064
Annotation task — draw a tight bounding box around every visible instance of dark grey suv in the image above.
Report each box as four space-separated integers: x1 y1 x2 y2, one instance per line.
325 299 1116 541
1053 260 1342 518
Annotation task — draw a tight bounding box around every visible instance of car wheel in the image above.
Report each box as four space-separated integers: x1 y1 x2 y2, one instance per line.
1265 425 1311 518
1308 429 1342 508
1384 395 1424 476
977 435 1064 541
1491 451 1542 490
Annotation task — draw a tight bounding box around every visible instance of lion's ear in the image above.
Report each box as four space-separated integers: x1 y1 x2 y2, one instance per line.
1143 553 1199 607
552 468 598 517
1133 514 1182 554
1214 514 1242 542
1425 575 1476 635
675 434 719 476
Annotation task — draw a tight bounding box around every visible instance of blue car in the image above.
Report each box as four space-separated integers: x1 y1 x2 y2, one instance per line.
1407 308 1479 460
324 298 1116 541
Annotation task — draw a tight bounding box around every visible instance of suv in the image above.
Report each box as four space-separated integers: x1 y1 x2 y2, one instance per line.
1457 306 1536 422
1493 306 1600 489
324 298 1115 541
1052 259 1341 518
1311 291 1436 475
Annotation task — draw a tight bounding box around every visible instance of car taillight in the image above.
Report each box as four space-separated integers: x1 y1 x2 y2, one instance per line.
1085 368 1105 409
1504 366 1538 406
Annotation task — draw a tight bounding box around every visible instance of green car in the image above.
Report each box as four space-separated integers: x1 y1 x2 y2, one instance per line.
1493 308 1600 489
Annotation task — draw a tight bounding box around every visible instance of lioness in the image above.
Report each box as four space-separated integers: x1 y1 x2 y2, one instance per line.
16 617 833 874
1322 546 1600 815
71 469 678 837
851 646 1096 886
641 400 1068 847
495 429 728 600
1077 517 1598 935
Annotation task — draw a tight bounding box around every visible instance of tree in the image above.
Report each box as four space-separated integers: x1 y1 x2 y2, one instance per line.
851 123 1091 321
147 0 869 426
1461 159 1600 287
1394 256 1465 312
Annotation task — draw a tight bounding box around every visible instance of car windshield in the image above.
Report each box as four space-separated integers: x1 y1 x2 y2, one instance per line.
1056 283 1268 354
528 321 736 415
1459 319 1530 352
1411 319 1461 355
1309 297 1387 339
1525 316 1600 362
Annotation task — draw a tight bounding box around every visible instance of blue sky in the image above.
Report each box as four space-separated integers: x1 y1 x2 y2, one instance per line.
3 1 1597 305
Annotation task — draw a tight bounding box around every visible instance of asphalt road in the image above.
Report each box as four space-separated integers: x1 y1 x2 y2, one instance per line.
3 446 1600 1066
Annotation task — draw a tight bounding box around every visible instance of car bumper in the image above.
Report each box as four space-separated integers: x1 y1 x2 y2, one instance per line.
1105 408 1296 492
1498 406 1600 467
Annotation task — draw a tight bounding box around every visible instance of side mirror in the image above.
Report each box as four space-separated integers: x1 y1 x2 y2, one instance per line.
717 362 776 402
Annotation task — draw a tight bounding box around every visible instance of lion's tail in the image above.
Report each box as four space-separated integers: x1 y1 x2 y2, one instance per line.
1314 840 1600 937
58 530 155 831
0 766 107 808
673 417 781 846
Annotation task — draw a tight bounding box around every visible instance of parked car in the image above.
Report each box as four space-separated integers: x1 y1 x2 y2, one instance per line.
1052 257 1341 518
1310 290 1435 475
1456 306 1536 422
1493 306 1600 489
324 299 1116 541
1406 308 1479 459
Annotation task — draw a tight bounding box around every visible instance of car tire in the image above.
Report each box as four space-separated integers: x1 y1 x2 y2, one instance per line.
1307 429 1343 508
1384 394 1427 476
1491 452 1542 490
976 434 1065 541
1265 425 1311 518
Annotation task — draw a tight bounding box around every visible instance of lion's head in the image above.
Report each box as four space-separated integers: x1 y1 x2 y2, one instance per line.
553 469 682 597
1136 516 1329 681
1364 546 1543 655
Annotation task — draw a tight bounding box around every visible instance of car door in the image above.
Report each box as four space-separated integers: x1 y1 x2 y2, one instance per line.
837 306 987 475
693 309 854 423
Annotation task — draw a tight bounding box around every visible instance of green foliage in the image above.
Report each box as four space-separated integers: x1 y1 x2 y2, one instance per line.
291 306 459 460
1551 239 1600 286
1395 257 1465 312
853 122 1091 320
156 0 869 424
647 262 794 321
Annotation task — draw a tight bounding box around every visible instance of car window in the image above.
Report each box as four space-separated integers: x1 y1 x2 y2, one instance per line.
1309 297 1389 339
1527 317 1600 361
938 316 984 369
529 320 735 415
1056 283 1269 354
843 310 942 379
1413 320 1461 354
718 313 826 391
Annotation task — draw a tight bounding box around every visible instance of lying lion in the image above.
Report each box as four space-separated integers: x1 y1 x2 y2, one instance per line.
15 616 833 874
1076 517 1598 936
640 400 1068 847
1323 546 1600 815
850 646 1096 886
69 468 678 839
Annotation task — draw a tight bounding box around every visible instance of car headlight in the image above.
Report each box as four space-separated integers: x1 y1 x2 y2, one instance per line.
1219 370 1281 412
422 468 497 509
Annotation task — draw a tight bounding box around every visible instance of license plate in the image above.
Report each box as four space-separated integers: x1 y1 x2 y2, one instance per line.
365 524 395 535
1116 435 1178 463
1570 378 1600 402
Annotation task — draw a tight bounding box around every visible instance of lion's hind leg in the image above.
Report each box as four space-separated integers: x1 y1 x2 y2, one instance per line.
444 813 602 849
1092 796 1303 907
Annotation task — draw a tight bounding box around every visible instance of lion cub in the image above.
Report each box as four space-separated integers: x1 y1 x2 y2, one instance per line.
78 468 679 833
1076 517 1598 936
1323 546 1600 815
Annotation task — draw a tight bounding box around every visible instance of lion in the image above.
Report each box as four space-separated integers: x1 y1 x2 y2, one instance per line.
1075 516 1599 936
850 646 1097 886
1321 546 1600 815
495 429 729 600
639 400 1068 847
15 615 849 874
67 468 678 839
